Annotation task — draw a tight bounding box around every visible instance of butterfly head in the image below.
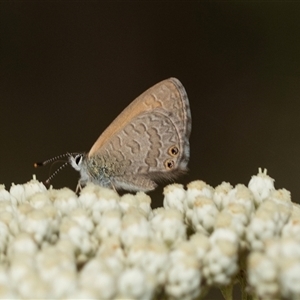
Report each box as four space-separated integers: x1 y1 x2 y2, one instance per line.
68 153 92 188
69 153 84 171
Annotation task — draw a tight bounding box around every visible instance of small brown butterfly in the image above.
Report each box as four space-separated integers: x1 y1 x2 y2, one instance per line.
35 78 191 192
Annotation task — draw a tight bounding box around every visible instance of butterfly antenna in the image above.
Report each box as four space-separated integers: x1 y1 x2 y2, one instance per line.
34 152 81 186
34 153 74 168
44 161 69 185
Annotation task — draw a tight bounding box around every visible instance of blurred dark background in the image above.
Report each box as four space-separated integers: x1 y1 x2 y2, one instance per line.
1 2 300 207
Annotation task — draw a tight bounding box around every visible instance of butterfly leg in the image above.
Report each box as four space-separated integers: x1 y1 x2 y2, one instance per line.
109 180 117 193
75 181 83 194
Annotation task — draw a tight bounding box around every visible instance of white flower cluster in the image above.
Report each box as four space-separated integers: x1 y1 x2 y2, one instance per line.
0 169 299 299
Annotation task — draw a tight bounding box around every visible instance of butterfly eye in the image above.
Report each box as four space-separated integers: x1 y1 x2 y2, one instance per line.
165 159 175 170
75 155 82 165
168 146 179 157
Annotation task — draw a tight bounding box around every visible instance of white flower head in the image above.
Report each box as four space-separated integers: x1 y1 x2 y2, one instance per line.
163 184 186 214
96 236 125 276
48 269 77 298
10 177 47 205
121 211 151 250
49 188 79 216
23 176 47 198
117 267 156 300
266 238 300 262
79 258 117 299
280 259 300 299
78 182 103 210
191 196 219 235
4 167 300 298
59 217 96 257
226 184 255 218
189 233 210 263
28 192 51 209
119 193 138 211
7 232 38 258
215 203 249 249
0 209 17 234
0 201 15 218
15 202 33 220
69 208 94 233
246 202 280 251
169 240 199 267
79 183 119 219
213 182 233 211
150 208 186 247
185 181 214 226
248 238 300 299
282 204 300 241
247 252 280 299
186 181 214 208
9 184 26 205
187 180 214 200
0 185 11 202
269 189 293 229
248 168 275 205
0 266 15 297
166 252 202 300
135 192 152 218
36 246 76 284
203 229 239 286
55 239 76 258
8 253 36 286
127 238 169 285
91 188 120 223
94 209 122 242
16 271 50 299
40 204 60 241
18 209 52 245
119 193 150 217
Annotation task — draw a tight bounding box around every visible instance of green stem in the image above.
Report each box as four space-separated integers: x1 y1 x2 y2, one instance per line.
220 284 233 300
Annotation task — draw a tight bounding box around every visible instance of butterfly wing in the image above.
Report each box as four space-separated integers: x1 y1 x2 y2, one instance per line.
88 78 191 191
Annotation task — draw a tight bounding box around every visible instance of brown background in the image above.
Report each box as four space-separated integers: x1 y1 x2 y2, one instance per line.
1 2 300 208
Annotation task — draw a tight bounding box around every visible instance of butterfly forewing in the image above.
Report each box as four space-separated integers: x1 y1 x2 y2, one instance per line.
86 77 191 190
90 78 190 151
